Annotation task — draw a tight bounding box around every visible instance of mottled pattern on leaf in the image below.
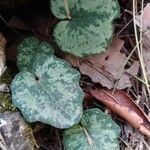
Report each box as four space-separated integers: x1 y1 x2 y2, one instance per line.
11 54 84 128
17 37 54 71
63 108 120 150
51 0 120 57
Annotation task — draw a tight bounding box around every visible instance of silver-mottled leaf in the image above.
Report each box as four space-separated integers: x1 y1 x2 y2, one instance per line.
63 108 120 150
17 37 54 71
51 0 120 57
11 54 84 128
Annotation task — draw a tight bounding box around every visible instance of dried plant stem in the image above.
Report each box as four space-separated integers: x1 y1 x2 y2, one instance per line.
143 139 150 149
134 75 150 88
113 40 141 94
64 0 71 19
117 9 142 36
0 142 7 150
119 137 134 150
80 124 93 146
133 0 150 100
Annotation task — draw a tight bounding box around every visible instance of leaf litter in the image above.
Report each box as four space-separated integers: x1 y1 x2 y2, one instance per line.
65 38 139 89
135 3 150 81
1 0 150 149
91 89 150 137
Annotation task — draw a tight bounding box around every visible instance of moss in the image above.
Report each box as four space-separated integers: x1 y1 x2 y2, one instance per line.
23 127 39 150
0 69 16 112
0 69 12 84
0 92 16 112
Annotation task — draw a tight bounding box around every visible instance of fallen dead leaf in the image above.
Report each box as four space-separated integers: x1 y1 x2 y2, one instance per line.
91 89 150 137
65 38 139 89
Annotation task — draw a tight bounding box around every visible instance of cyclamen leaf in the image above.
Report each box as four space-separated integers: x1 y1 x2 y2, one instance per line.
11 54 84 128
17 37 54 71
63 108 120 150
51 0 120 57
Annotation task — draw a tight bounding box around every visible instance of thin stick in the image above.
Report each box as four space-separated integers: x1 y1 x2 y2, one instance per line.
117 9 143 36
119 136 134 150
80 124 93 146
0 142 7 150
143 139 150 149
112 40 141 94
133 0 150 99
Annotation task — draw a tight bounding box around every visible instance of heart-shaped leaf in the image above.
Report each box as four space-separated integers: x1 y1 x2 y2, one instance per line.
51 0 120 57
17 37 54 71
11 54 84 128
63 108 120 150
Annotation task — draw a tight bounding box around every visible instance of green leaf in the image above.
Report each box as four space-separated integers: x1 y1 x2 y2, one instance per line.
17 37 54 71
63 108 120 150
11 54 84 128
51 0 120 57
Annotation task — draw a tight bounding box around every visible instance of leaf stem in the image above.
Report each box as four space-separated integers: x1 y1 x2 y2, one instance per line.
64 0 71 20
80 123 93 146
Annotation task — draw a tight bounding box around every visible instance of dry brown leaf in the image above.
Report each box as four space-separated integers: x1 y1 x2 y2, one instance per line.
91 89 150 137
65 38 139 89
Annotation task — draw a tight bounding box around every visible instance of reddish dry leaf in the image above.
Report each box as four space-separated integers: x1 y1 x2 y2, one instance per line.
91 89 150 137
65 38 139 89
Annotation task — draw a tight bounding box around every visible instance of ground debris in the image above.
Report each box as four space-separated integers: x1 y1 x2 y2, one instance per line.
65 38 139 89
135 3 150 81
91 89 150 137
